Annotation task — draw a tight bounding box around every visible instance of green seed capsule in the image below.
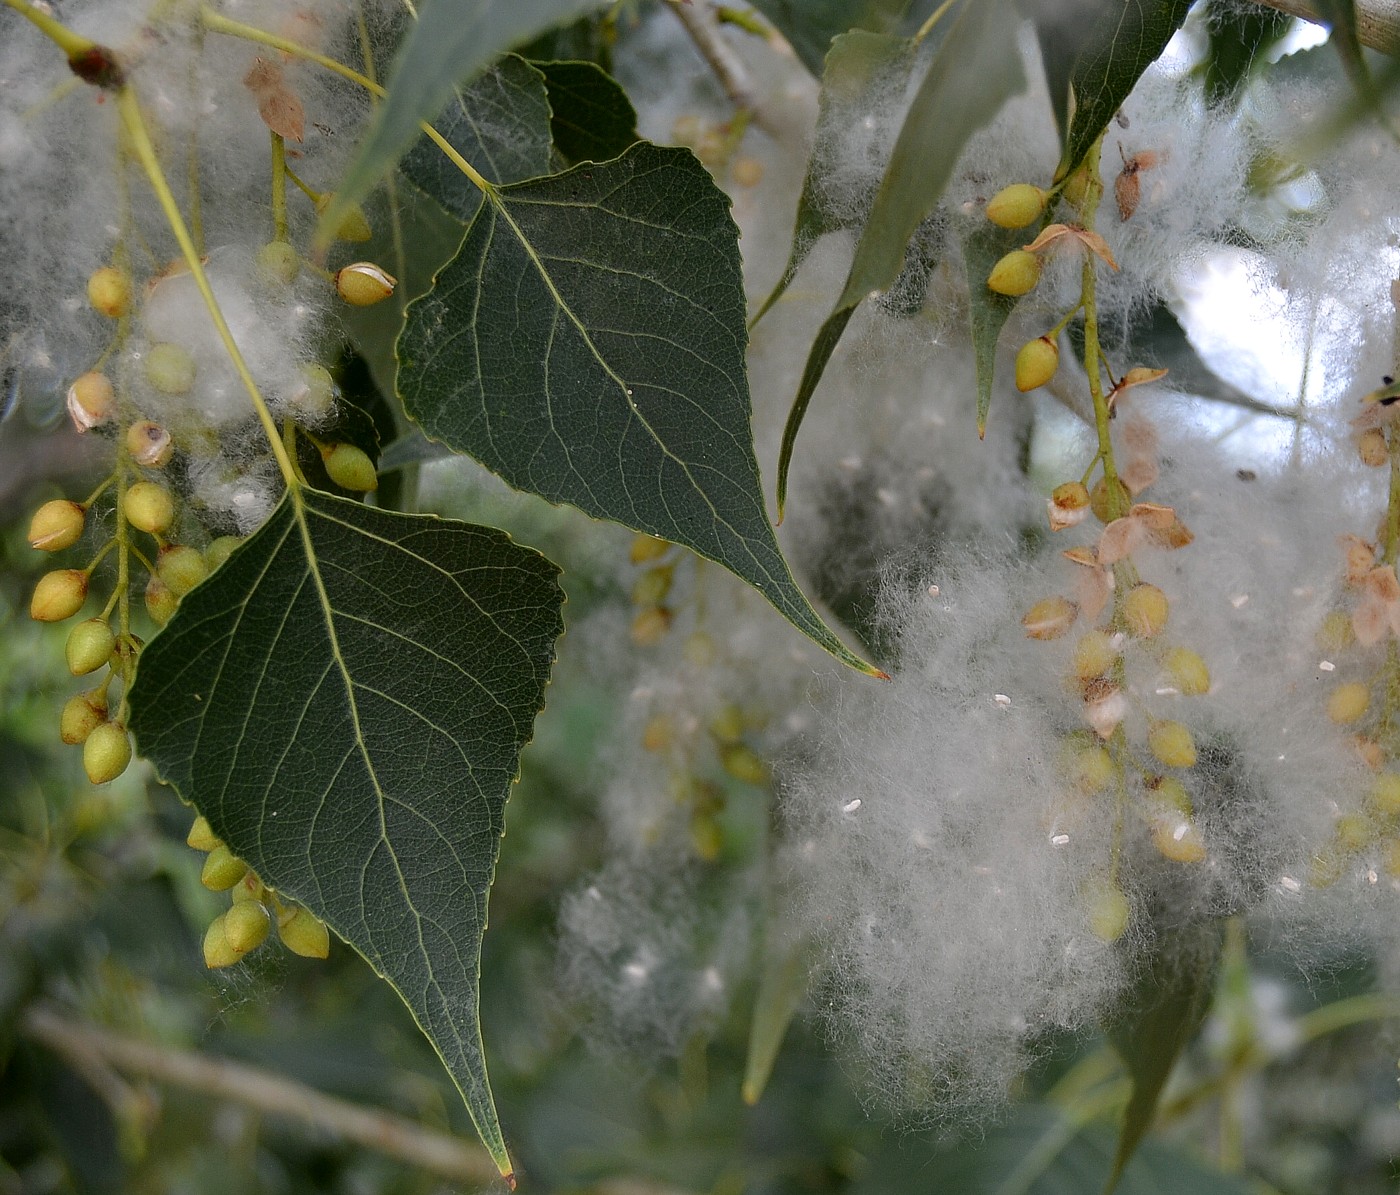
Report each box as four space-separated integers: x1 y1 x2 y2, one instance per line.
201 844 248 891
1148 720 1196 770
186 814 221 852
203 914 240 969
31 569 89 622
88 266 133 318
60 689 108 745
205 536 243 571
1015 336 1059 391
256 240 300 285
1162 647 1210 696
985 183 1046 229
720 743 768 785
125 481 176 535
224 900 271 955
334 262 396 307
66 618 116 675
145 574 179 626
322 443 378 492
316 193 373 242
986 249 1041 297
145 342 197 395
158 545 210 596
83 722 132 784
28 500 86 551
278 906 331 958
1085 878 1130 942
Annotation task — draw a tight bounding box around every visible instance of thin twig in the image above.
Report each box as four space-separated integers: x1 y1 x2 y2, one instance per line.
665 0 762 121
1247 0 1400 56
22 1005 500 1186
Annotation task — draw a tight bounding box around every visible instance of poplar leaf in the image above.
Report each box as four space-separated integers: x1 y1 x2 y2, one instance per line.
127 489 565 1182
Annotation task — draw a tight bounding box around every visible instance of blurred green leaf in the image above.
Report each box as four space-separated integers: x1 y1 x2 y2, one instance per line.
324 0 602 236
962 221 1025 437
534 60 639 165
399 54 554 223
397 142 877 674
1200 0 1290 106
747 0 910 75
777 0 1024 517
128 489 565 1178
742 932 812 1105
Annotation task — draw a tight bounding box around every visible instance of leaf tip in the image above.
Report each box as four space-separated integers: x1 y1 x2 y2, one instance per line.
741 1081 761 1106
503 1172 518 1191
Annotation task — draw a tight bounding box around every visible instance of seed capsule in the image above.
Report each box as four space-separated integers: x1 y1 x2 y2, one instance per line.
1328 681 1371 725
60 689 108 744
630 535 672 564
28 500 86 551
292 364 335 419
87 266 132 318
1085 878 1130 942
630 606 673 646
985 183 1046 229
158 544 210 596
201 844 248 891
67 371 116 430
66 619 116 675
145 343 197 395
1148 720 1197 769
1317 611 1356 653
1162 646 1210 695
690 813 724 861
187 814 221 852
1015 336 1059 391
321 443 378 492
1150 811 1207 863
986 249 1042 297
1022 595 1077 640
1123 583 1169 638
1071 744 1115 793
126 420 174 467
224 900 271 955
315 193 373 243
709 704 745 744
205 536 243 571
145 574 179 625
631 566 673 607
1359 428 1389 467
721 743 769 786
125 481 175 535
1368 772 1400 816
31 569 89 621
1089 476 1131 523
684 631 716 667
1071 630 1118 679
334 262 397 307
256 239 300 285
278 905 331 958
1335 811 1373 852
83 721 132 784
203 915 240 969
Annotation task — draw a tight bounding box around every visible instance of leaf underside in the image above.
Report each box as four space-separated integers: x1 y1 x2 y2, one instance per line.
397 141 876 674
128 489 565 1178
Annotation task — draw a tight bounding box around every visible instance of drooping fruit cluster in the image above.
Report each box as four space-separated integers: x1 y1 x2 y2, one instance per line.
187 813 330 966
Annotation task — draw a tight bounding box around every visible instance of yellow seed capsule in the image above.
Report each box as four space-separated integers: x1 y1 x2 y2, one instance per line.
125 481 176 535
985 183 1046 229
986 249 1042 297
28 500 86 551
1368 772 1400 816
1150 812 1207 863
630 534 672 564
205 536 243 571
721 742 769 785
1015 336 1059 392
1162 646 1210 696
630 606 673 646
1090 476 1131 524
1335 811 1373 852
316 193 373 243
66 619 116 676
158 545 210 597
203 914 240 969
31 569 89 622
1147 774 1192 814
60 689 108 745
277 906 331 958
631 566 673 607
1085 878 1130 942
201 844 248 891
1317 611 1355 653
145 574 179 626
690 813 724 861
224 900 271 955
231 873 263 905
257 239 300 285
709 704 746 744
1123 583 1169 638
1022 595 1077 640
1328 681 1371 725
83 722 132 784
66 371 116 430
87 266 132 318
334 262 397 306
187 814 221 852
1071 745 1115 793
126 420 174 468
1358 428 1389 467
322 443 378 492
1148 720 1197 769
145 342 197 395
1071 630 1118 680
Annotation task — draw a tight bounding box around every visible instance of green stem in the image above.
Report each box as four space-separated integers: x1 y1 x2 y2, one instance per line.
1 0 96 58
270 132 289 241
913 0 959 43
115 87 298 489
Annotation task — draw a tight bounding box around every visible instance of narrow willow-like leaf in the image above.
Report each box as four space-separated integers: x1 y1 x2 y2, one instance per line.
397 142 878 675
752 30 915 326
1104 919 1224 1194
1049 0 1193 183
742 933 812 1105
400 54 553 223
323 0 603 235
747 0 910 76
776 0 1024 518
127 489 565 1181
961 222 1024 437
534 60 638 165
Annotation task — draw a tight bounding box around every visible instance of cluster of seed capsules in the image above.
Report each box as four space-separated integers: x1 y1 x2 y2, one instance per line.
629 533 771 860
973 176 1217 941
186 812 330 967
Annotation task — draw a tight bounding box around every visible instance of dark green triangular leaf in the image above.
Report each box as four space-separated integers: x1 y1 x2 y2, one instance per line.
961 221 1024 437
397 141 878 675
1048 0 1193 183
1104 919 1224 1194
400 54 554 223
127 489 565 1181
752 30 916 326
1200 0 1291 107
323 0 603 236
534 60 638 165
747 0 911 75
777 0 1025 517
